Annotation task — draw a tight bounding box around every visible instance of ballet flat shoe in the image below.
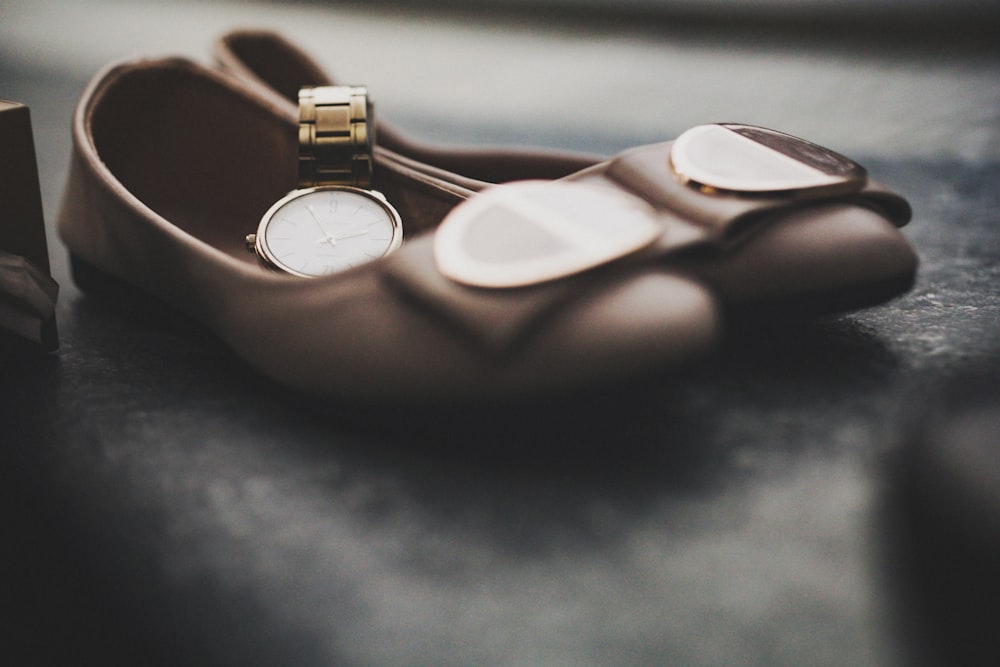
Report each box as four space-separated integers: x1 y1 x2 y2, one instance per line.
57 57 721 403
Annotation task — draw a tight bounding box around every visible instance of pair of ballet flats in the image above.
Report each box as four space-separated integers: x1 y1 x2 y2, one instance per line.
55 29 917 403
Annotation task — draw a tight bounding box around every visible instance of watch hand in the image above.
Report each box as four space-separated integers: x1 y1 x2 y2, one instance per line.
314 228 370 245
335 228 370 240
306 205 333 237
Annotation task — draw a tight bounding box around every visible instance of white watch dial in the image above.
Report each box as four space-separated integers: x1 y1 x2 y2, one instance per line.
257 186 402 277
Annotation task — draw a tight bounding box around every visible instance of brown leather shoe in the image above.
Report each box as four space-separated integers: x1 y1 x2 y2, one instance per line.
214 28 918 319
56 57 721 402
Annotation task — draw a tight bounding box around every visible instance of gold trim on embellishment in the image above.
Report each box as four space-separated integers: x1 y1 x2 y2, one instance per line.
669 123 867 198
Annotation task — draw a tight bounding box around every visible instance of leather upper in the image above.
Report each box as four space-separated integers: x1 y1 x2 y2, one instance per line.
54 34 918 401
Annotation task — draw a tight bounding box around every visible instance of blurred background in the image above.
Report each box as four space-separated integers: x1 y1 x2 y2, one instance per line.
3 0 999 164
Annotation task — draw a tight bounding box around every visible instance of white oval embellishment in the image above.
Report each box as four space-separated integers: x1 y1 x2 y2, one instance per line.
434 181 663 288
669 123 867 195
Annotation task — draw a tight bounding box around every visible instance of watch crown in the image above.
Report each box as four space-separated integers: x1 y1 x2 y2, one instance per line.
245 233 257 252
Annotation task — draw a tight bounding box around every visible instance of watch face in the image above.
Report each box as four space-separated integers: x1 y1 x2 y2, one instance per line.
256 186 402 277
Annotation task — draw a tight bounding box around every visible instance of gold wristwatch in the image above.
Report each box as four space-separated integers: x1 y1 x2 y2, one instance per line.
247 86 402 278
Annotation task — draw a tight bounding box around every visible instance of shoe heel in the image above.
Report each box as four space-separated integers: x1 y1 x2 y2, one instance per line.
69 254 210 340
70 253 132 300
